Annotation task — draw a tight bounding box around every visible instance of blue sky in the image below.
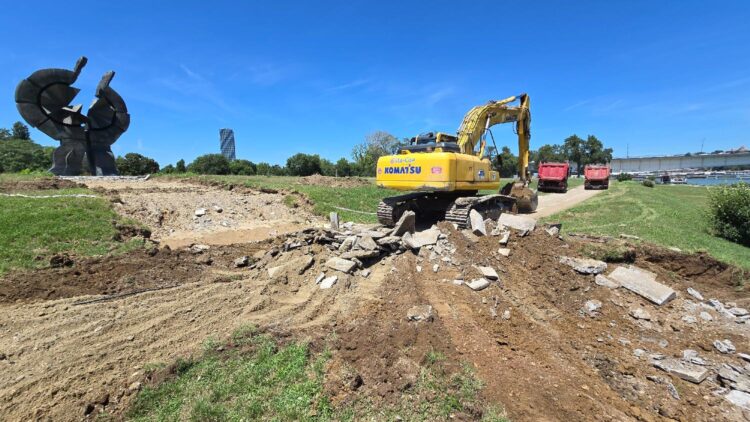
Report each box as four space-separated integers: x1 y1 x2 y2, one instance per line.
1 1 749 166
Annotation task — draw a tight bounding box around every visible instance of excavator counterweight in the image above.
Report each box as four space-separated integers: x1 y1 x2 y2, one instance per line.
375 94 537 227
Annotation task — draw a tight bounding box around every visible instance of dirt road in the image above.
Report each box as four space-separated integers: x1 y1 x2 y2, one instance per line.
533 184 605 220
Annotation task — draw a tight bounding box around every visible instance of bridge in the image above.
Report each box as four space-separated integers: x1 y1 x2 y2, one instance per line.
611 150 750 173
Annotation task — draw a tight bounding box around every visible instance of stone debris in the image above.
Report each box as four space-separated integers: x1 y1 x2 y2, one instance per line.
319 275 338 289
406 305 434 322
467 278 491 291
432 264 439 273
338 236 357 252
391 211 416 237
498 231 510 245
452 279 464 286
194 208 207 217
681 315 697 324
315 273 326 284
416 265 422 273
718 366 750 393
559 256 607 275
356 235 378 251
686 287 704 301
545 223 562 237
212 205 223 213
583 299 602 315
653 358 710 384
619 234 640 240
714 339 737 354
725 390 750 410
189 244 210 254
594 274 619 288
325 257 357 274
233 256 249 268
497 248 511 257
469 210 487 236
699 311 714 321
402 229 441 249
609 265 676 305
476 266 499 281
502 310 511 320
360 269 371 278
738 353 750 363
629 308 652 321
708 299 738 319
329 212 340 230
497 213 536 233
729 307 749 317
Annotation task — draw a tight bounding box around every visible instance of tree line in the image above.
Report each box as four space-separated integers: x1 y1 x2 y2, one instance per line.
1 121 612 178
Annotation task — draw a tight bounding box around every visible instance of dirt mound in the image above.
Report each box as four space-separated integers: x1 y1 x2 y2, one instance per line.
0 177 80 192
298 174 371 188
0 248 207 304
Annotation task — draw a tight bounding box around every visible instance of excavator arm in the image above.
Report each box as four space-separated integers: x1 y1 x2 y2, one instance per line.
456 93 531 182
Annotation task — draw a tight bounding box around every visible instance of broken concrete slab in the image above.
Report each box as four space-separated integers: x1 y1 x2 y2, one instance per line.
402 228 441 249
594 274 619 288
268 255 314 279
497 213 536 233
406 305 434 322
559 256 607 275
609 265 676 305
325 257 357 274
356 235 378 251
466 278 490 291
338 236 357 252
498 231 510 245
699 311 714 321
329 212 340 230
469 210 487 236
319 275 338 289
653 358 710 384
194 208 207 217
341 249 381 260
730 307 749 317
497 248 511 257
391 210 416 237
376 235 402 247
726 390 750 410
233 256 249 268
714 339 737 354
476 266 499 281
629 308 652 321
719 366 750 393
315 273 326 284
584 299 602 315
686 287 704 301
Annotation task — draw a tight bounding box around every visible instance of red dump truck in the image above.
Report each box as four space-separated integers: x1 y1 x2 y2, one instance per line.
584 164 610 190
537 162 570 193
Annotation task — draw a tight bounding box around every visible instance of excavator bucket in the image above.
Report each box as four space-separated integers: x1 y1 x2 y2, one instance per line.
503 182 538 213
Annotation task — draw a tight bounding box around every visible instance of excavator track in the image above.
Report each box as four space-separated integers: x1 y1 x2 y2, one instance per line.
378 192 516 229
376 192 431 226
444 194 516 228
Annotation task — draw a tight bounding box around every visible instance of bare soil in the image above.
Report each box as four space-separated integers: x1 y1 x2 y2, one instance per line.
0 177 748 421
0 177 81 192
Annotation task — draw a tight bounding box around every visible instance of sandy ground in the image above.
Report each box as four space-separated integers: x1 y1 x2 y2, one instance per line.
533 184 605 219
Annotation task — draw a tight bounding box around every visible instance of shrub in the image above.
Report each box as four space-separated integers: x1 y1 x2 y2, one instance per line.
708 183 750 246
642 179 654 188
616 173 632 182
188 154 231 175
116 153 160 175
0 138 52 172
229 159 256 175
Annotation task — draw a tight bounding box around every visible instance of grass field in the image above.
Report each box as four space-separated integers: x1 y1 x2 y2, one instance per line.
0 185 144 274
128 326 508 421
543 181 750 269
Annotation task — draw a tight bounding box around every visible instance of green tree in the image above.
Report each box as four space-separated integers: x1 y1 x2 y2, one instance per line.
229 159 256 175
563 134 585 175
536 144 566 163
187 154 231 175
335 158 353 177
286 153 321 176
319 158 335 176
0 128 11 140
352 131 403 177
161 164 175 173
11 122 30 140
175 159 186 173
269 164 286 176
0 139 52 172
584 135 613 165
497 146 518 177
115 153 160 175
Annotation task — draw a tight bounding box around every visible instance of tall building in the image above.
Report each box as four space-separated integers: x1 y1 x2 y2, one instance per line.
219 128 236 161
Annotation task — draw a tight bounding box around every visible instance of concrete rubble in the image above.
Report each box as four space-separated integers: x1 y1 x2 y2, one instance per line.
469 210 487 236
686 287 704 301
406 305 434 322
497 213 536 235
476 266 499 281
559 256 607 275
714 339 736 354
653 358 710 384
609 265 676 305
594 274 619 288
319 275 338 289
467 278 491 291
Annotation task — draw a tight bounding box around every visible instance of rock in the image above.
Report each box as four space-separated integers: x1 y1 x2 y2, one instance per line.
609 265 676 305
326 257 357 274
194 208 207 217
452 279 464 286
653 358 710 384
502 310 511 320
559 256 607 275
330 212 340 230
469 210 487 236
416 265 422 273
128 381 142 393
498 231 510 245
406 229 441 249
545 223 561 237
668 246 682 252
718 366 750 393
730 307 750 317
497 248 511 257
666 382 680 400
686 287 704 301
341 249 380 260
629 308 652 321
633 348 646 357
376 236 402 247
391 211 416 237
195 255 213 265
432 264 439 273
619 233 640 240
466 278 490 291
726 390 750 410
233 256 249 268
189 244 210 254
406 305 434 322
360 269 371 278
476 266 499 281
490 224 505 236
699 311 714 321
594 274 619 288
315 273 326 284
584 299 602 315
739 353 750 363
356 235 378 251
715 339 737 354
212 205 223 213
338 236 357 252
497 213 536 233
319 275 338 289
682 315 697 324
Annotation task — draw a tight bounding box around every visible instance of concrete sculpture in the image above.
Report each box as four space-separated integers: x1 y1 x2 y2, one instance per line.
15 57 130 175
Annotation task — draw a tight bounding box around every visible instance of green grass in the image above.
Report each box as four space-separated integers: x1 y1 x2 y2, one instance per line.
128 328 508 421
542 181 750 269
0 185 144 274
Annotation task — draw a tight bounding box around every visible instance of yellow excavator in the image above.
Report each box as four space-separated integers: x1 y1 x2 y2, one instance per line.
375 93 538 227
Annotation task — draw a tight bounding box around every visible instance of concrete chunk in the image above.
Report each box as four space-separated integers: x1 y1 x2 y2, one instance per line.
469 210 487 236
341 249 381 260
609 265 676 305
356 235 378 251
498 231 510 245
653 358 709 384
391 210 416 236
560 256 607 275
726 390 750 410
476 266 499 280
497 248 511 257
595 274 619 288
326 257 357 273
497 213 536 233
402 228 441 249
319 275 338 289
406 305 434 322
466 278 490 291
686 287 704 301
329 212 340 230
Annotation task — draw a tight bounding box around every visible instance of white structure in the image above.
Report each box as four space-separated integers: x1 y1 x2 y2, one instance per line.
611 148 750 173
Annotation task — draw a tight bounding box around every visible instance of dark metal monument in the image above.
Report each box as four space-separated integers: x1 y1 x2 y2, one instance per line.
15 57 130 175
